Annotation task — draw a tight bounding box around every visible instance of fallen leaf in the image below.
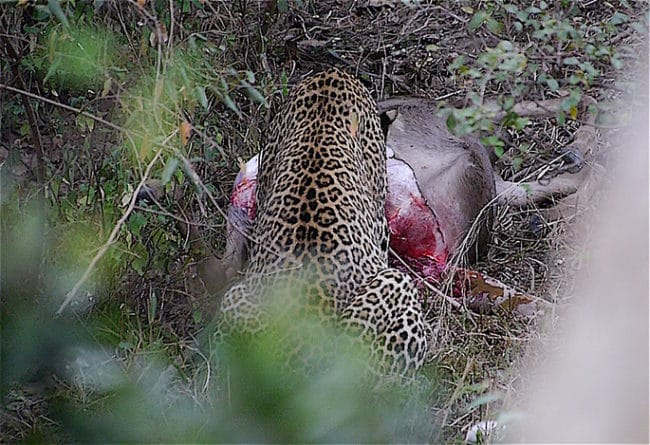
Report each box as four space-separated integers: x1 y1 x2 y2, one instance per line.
180 120 192 146
499 294 534 312
101 78 112 97
157 22 168 44
469 272 504 300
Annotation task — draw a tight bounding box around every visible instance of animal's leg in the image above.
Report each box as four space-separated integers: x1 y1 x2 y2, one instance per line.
378 95 598 211
135 178 249 297
494 170 590 207
495 103 598 207
340 268 428 375
218 281 265 335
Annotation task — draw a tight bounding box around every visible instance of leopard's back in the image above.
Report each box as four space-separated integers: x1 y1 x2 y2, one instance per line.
219 69 427 374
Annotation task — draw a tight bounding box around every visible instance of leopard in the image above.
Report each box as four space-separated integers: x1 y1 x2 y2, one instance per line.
218 68 427 375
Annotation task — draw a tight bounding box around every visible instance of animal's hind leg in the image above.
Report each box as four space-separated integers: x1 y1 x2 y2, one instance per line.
219 282 266 335
341 268 428 375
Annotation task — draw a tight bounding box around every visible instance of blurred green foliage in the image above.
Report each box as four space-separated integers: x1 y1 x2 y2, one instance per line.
1 195 439 442
23 23 122 93
1 198 78 388
2 4 439 427
441 1 648 153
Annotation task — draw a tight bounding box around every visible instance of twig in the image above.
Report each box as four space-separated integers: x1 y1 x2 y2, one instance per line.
439 357 475 430
56 149 164 315
2 36 45 183
191 125 228 160
388 247 463 310
0 83 127 134
176 153 286 262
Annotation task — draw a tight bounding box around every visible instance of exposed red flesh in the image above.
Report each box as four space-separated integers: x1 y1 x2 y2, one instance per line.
227 155 535 314
385 157 448 281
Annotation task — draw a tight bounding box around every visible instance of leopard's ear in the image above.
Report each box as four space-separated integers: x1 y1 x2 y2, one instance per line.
348 112 359 138
135 179 163 205
380 109 399 139
384 109 398 123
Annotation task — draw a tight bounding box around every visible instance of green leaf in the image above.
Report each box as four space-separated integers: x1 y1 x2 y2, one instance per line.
148 292 157 322
478 117 494 132
594 46 611 57
467 68 482 78
19 122 31 137
468 392 502 410
512 83 528 97
118 341 134 350
513 117 530 130
486 17 504 35
560 90 582 113
47 0 70 28
481 135 500 146
563 57 579 65
24 25 41 34
497 40 514 52
610 12 629 25
280 70 289 97
43 57 63 85
469 11 489 32
128 212 147 237
221 92 242 118
568 74 581 85
503 96 514 111
448 55 466 72
546 77 560 91
196 86 208 109
580 61 599 80
445 112 458 132
161 158 179 185
33 5 51 21
515 10 529 22
611 57 624 70
242 81 269 107
480 135 505 157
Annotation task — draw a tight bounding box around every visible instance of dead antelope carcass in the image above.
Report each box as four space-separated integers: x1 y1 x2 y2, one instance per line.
181 95 597 314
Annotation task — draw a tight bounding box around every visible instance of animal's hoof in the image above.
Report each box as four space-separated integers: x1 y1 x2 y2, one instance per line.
529 213 546 236
559 147 585 174
135 180 163 204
